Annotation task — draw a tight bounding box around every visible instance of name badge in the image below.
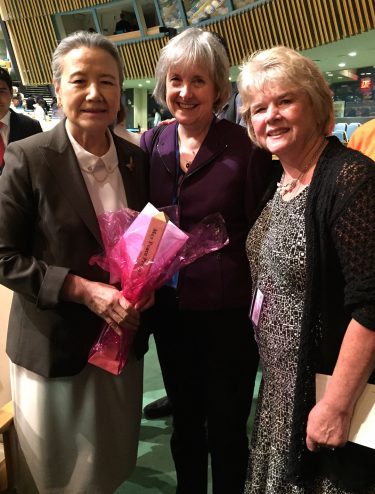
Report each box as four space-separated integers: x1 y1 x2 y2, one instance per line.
250 287 264 328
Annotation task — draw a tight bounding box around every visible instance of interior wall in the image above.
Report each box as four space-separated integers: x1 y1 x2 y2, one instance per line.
133 87 147 131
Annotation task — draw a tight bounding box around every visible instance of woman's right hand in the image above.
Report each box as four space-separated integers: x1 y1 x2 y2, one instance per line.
82 281 140 333
60 274 140 332
158 118 175 126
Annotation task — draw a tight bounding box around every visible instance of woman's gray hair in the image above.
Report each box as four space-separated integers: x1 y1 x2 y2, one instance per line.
52 31 124 86
153 27 231 113
237 46 334 146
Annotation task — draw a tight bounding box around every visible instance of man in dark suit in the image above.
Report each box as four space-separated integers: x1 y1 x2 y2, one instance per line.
114 10 131 34
0 68 42 175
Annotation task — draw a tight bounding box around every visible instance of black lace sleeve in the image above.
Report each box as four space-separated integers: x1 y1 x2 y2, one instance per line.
333 165 375 330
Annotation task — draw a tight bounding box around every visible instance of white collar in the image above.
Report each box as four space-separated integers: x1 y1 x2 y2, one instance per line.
0 111 11 127
65 122 118 174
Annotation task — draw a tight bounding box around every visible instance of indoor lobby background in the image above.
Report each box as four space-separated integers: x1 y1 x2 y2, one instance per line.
0 0 374 491
0 0 374 131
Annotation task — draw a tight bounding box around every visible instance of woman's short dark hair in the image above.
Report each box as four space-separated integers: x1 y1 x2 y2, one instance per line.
153 27 231 113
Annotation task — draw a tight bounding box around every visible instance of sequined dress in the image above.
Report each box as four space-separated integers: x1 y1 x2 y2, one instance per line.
244 188 374 494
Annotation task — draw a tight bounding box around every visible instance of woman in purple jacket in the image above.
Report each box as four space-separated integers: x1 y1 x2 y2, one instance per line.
140 27 274 494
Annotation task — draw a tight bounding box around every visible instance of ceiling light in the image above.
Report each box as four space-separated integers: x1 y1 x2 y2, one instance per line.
138 83 143 87
338 63 346 67
146 80 150 83
338 76 343 79
229 76 232 81
348 52 357 57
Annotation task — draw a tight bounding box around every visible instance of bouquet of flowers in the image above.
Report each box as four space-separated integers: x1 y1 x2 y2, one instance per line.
88 202 228 374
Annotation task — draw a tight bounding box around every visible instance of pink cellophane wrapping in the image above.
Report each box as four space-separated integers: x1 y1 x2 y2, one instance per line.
88 202 228 375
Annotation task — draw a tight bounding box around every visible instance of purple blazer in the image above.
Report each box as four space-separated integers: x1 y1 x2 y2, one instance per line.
141 116 274 310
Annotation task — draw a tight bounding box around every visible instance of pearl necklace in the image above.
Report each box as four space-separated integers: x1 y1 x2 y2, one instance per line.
276 138 327 197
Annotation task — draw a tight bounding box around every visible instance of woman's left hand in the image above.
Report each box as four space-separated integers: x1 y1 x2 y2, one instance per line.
306 399 351 452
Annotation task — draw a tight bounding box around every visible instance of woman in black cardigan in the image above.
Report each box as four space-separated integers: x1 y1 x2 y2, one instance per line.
238 46 375 493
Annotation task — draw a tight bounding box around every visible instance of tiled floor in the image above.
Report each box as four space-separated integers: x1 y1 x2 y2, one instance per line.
116 336 261 493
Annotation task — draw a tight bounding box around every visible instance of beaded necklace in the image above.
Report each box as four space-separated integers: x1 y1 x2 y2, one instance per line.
276 138 327 197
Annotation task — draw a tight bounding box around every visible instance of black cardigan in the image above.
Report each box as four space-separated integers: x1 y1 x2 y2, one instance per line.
261 137 375 490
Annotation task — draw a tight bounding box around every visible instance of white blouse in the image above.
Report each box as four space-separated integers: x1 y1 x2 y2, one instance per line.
66 123 128 215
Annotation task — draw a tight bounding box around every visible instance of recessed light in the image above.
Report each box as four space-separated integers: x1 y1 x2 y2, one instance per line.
338 76 343 79
366 72 371 75
138 83 143 87
348 52 357 57
229 76 232 81
146 80 150 83
338 63 346 67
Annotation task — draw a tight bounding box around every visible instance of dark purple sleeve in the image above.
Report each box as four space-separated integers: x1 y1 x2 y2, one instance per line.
140 128 156 155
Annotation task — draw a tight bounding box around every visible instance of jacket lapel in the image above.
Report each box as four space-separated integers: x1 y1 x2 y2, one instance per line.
115 134 141 210
187 118 227 173
41 120 103 246
8 110 20 143
155 123 177 176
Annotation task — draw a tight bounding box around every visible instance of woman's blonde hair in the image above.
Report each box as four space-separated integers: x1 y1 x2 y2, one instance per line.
237 46 334 146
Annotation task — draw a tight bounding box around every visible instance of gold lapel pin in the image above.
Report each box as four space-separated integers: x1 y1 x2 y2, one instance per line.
125 155 135 172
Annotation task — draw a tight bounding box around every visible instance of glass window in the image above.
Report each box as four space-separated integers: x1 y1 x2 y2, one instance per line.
139 0 159 29
183 0 229 24
96 1 138 36
158 0 183 29
59 11 96 37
